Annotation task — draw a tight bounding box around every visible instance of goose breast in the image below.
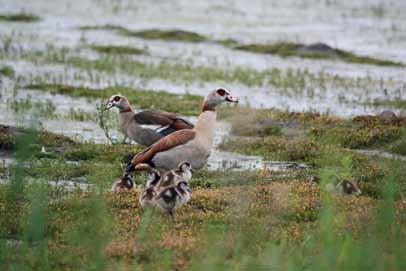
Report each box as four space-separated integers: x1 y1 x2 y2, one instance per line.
152 140 210 171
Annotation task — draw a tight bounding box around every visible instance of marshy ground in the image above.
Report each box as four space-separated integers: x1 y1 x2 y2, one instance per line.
1 0 406 270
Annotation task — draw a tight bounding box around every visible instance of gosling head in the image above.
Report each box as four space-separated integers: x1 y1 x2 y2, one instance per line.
177 162 193 182
178 162 193 173
339 180 361 196
121 173 134 190
146 168 161 187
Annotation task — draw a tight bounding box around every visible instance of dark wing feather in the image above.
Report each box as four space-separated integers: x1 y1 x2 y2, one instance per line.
134 110 194 129
131 129 196 166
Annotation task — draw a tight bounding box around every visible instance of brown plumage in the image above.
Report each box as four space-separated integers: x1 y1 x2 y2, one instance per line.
106 94 194 146
111 173 134 192
126 88 238 173
131 129 196 167
133 111 193 131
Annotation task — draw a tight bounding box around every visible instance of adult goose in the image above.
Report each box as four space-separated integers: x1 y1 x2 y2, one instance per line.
126 88 238 173
106 94 194 146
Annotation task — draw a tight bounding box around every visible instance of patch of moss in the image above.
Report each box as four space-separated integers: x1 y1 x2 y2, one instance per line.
0 13 40 22
90 45 147 55
78 24 126 32
219 136 319 162
235 42 403 67
216 38 239 47
311 117 403 149
79 25 207 43
127 29 207 42
0 65 15 77
24 84 202 116
235 42 302 56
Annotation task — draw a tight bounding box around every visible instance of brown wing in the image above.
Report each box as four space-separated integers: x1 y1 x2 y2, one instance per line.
131 129 196 166
134 110 194 129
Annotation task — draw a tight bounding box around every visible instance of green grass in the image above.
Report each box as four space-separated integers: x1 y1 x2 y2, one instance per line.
24 84 203 116
1 123 406 270
235 42 404 67
0 65 14 77
9 98 57 119
126 29 207 42
364 99 406 109
80 25 208 42
79 25 402 67
0 13 40 22
33 51 329 89
90 45 147 55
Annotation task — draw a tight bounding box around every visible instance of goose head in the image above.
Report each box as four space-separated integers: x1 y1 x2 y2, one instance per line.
106 94 132 112
202 88 238 111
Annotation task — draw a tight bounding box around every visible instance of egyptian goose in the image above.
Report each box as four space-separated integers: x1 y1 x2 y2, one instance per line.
106 94 194 146
111 173 134 192
126 88 238 173
139 162 193 209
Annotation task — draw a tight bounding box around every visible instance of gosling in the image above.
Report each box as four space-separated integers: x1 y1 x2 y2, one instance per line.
111 173 134 192
138 162 193 216
155 181 191 218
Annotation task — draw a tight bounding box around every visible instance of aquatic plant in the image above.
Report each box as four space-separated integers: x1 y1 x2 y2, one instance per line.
0 65 14 77
0 13 40 22
90 45 147 55
235 42 404 67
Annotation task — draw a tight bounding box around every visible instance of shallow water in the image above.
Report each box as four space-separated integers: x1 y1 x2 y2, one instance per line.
0 0 405 117
0 0 405 175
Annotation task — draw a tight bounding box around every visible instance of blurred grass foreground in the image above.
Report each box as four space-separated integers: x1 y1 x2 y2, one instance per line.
0 126 405 271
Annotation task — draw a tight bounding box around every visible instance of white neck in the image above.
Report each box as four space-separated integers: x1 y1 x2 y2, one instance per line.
194 111 217 149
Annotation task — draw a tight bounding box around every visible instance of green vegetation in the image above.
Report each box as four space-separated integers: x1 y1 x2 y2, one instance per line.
32 51 329 89
79 25 402 67
0 13 40 22
9 98 57 119
2 8 406 270
0 65 14 77
1 126 406 270
364 99 406 109
90 45 147 55
24 84 202 116
235 42 404 67
219 108 406 197
80 25 208 42
127 29 207 42
388 129 406 156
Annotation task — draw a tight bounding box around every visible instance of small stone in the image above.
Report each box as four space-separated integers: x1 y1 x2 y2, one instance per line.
378 110 397 120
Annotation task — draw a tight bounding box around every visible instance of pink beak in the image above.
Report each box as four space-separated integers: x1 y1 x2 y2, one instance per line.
226 94 238 103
